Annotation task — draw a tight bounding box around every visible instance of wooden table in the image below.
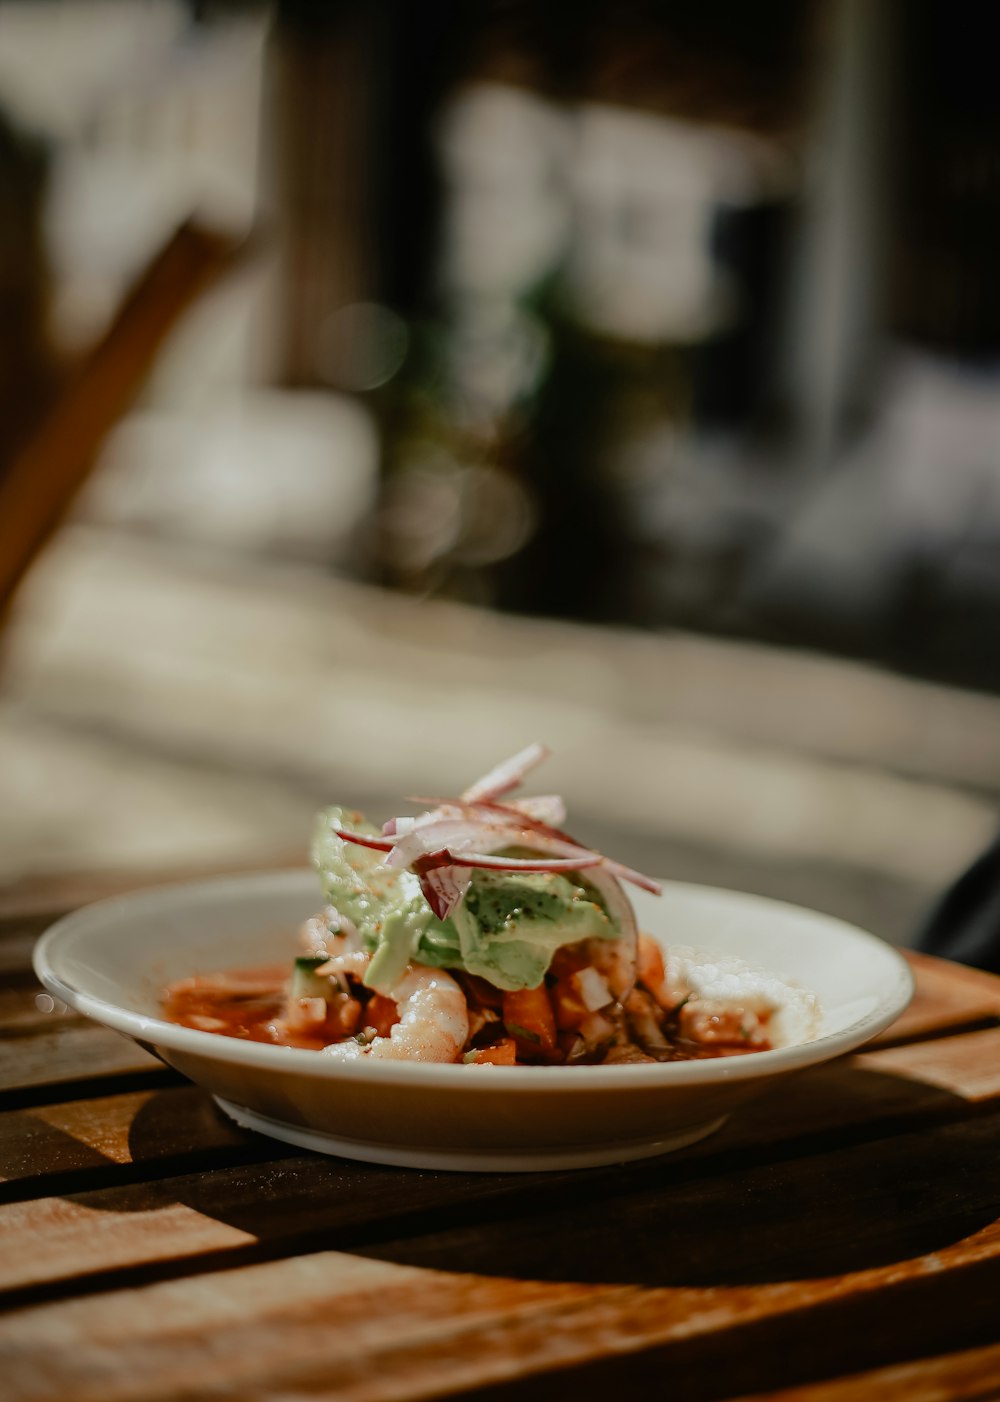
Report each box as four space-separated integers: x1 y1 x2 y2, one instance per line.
5 882 1000 1401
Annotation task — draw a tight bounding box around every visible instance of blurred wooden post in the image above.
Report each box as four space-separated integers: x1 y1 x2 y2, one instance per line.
0 219 244 628
265 4 375 387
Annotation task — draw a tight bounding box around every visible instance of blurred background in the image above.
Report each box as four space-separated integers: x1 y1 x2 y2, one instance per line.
1 0 999 944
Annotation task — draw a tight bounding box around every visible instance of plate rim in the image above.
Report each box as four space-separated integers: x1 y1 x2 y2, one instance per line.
32 867 915 1092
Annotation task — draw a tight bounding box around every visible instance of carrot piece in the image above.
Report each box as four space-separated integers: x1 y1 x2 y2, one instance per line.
468 1038 517 1065
364 993 400 1038
502 986 558 1055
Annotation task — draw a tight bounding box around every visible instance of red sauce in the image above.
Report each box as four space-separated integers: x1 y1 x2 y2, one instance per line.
163 965 330 1051
163 962 773 1063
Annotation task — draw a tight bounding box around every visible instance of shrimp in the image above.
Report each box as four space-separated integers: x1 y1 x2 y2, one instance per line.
312 923 368 994
315 948 370 986
323 963 469 1063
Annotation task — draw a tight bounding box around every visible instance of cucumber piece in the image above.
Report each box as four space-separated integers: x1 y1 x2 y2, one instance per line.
292 956 331 1001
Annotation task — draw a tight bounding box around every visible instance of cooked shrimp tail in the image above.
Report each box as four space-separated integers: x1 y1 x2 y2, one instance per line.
324 964 469 1063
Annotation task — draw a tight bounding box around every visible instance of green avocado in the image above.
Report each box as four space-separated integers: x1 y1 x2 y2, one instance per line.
311 807 617 992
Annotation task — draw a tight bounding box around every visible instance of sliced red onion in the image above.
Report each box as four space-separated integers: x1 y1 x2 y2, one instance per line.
436 850 602 873
367 811 661 901
477 803 661 896
385 815 601 871
469 798 579 846
461 742 549 803
602 860 662 896
414 856 473 920
329 824 397 853
401 799 662 898
506 794 567 826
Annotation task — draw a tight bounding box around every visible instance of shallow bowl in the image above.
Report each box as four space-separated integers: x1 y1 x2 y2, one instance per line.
33 870 913 1172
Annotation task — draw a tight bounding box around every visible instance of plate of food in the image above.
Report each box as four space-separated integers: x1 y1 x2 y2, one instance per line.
34 745 914 1172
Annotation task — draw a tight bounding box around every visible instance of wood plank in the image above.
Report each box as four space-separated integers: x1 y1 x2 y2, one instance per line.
873 951 1000 1046
0 1025 161 1099
0 1255 614 1402
3 1086 1000 1300
360 1109 1000 1288
4 1210 1000 1401
0 1086 279 1199
861 1025 1000 1101
0 984 78 1036
0 913 57 977
729 1337 1000 1401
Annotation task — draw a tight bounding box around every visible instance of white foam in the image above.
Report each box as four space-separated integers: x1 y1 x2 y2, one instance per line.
665 945 821 1048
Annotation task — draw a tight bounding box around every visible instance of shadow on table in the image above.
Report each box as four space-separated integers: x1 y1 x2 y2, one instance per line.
116 1062 1000 1290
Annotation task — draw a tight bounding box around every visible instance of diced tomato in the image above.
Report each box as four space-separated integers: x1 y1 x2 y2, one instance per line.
326 996 363 1039
637 932 674 1009
468 1038 517 1065
364 993 400 1038
502 986 558 1055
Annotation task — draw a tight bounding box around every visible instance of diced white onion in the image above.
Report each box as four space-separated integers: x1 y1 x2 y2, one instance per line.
572 967 612 1012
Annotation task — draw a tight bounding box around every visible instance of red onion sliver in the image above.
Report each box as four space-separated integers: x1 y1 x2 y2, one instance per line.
386 816 602 871
603 860 662 896
330 825 397 852
471 799 580 846
506 794 567 826
401 799 660 895
415 858 473 920
438 850 603 872
461 742 550 803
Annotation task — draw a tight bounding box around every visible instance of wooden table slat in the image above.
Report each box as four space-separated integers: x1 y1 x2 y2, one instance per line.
3 1070 1000 1304
4 1216 1000 1402
872 950 1000 1047
0 1085 289 1199
731 1336 1000 1402
860 1023 1000 1101
0 1025 163 1100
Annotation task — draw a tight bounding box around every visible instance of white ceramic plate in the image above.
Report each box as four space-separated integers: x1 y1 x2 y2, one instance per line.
33 870 913 1173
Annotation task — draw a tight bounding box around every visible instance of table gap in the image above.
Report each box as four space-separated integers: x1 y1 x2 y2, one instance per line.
0 1066 181 1114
